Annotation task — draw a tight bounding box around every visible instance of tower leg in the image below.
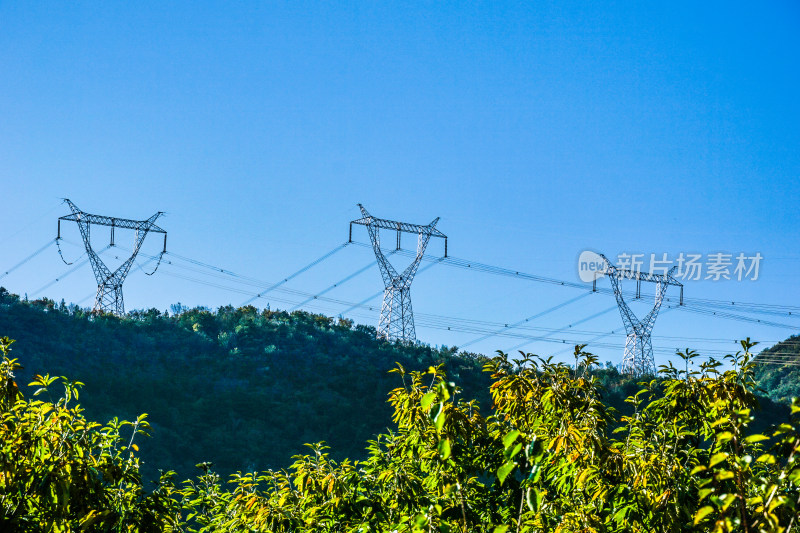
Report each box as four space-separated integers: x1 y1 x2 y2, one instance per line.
399 287 414 341
378 287 396 340
378 285 415 342
95 284 124 315
620 332 657 376
621 333 637 375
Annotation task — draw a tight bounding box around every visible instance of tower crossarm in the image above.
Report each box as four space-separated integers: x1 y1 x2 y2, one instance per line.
59 199 166 234
354 204 446 289
598 254 683 287
594 254 683 302
351 205 446 240
603 267 682 287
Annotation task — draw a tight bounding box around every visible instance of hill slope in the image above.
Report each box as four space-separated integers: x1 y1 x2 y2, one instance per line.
0 288 493 482
0 287 792 484
753 334 800 404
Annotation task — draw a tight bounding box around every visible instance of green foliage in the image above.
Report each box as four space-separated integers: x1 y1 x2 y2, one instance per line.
2 333 799 531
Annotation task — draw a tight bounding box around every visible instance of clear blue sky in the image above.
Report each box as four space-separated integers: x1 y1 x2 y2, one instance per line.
1 1 798 366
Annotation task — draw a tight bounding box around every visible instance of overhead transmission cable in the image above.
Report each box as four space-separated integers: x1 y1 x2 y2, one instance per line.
142 239 798 331
139 250 598 343
0 202 63 247
505 305 619 352
288 254 394 312
459 292 593 349
353 242 799 327
128 243 353 307
74 241 159 309
132 245 797 349
240 243 350 306
549 306 676 358
111 243 798 360
336 259 441 316
291 248 447 314
29 246 110 298
674 306 797 330
164 243 349 303
0 239 55 281
0 212 792 361
138 255 786 360
361 242 800 314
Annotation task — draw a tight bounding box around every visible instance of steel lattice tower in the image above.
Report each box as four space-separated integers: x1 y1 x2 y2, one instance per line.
350 204 447 342
594 253 683 376
58 199 167 315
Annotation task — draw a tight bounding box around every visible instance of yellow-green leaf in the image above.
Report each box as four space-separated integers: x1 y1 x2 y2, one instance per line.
503 430 520 450
709 452 728 468
438 438 451 460
421 392 437 410
497 461 515 486
694 505 714 525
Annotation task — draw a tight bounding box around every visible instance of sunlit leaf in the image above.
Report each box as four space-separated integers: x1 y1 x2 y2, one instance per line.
497 461 515 485
694 505 714 525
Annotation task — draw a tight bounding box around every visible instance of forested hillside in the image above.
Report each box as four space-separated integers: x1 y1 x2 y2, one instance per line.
0 287 794 486
0 287 492 483
753 334 800 404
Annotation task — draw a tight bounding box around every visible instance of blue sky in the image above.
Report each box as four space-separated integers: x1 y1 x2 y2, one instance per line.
1 1 798 366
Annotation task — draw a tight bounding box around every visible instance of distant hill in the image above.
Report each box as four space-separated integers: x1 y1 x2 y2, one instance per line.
0 288 494 483
753 334 800 404
0 286 791 484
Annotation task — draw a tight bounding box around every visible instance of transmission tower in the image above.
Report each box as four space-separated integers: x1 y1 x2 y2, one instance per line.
350 204 447 342
57 199 167 315
593 253 683 376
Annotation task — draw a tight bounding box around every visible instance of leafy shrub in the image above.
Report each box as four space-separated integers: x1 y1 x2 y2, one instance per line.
0 337 180 531
2 336 798 531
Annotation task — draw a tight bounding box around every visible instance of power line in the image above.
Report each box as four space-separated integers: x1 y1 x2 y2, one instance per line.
355 242 800 317
123 247 798 350
459 292 592 349
130 244 350 307
289 258 386 312
87 240 800 334
675 306 797 330
98 257 794 362
335 252 444 317
0 202 63 247
240 243 350 306
52 242 797 360
505 305 619 353
0 239 55 281
30 250 95 298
